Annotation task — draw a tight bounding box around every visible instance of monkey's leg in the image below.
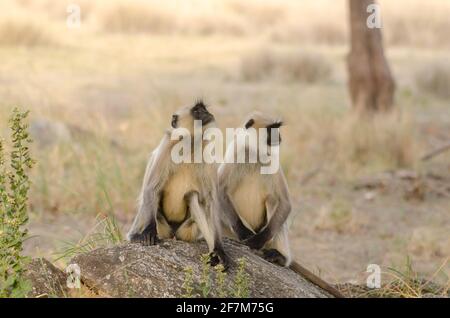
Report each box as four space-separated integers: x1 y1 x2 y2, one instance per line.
184 191 229 269
184 191 215 250
176 219 200 242
157 214 174 239
209 236 230 270
263 223 292 267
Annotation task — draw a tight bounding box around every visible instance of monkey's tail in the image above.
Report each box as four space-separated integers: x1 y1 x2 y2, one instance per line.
289 260 345 298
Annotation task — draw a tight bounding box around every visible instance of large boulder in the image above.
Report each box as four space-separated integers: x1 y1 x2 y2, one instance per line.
25 258 68 298
71 239 333 298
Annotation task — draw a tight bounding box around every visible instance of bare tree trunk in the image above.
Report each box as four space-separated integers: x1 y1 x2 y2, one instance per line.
347 0 395 112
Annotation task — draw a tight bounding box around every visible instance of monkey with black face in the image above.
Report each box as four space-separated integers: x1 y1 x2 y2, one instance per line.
127 101 229 268
218 112 292 266
216 112 345 297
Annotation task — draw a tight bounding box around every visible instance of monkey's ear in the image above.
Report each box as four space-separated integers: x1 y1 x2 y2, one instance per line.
245 119 255 129
171 114 178 128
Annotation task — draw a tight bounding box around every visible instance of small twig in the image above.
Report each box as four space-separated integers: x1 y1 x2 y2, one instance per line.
421 141 450 161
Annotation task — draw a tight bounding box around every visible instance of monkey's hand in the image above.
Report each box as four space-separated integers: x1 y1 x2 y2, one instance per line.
243 231 268 250
129 222 159 246
263 249 287 267
234 223 254 241
208 249 231 271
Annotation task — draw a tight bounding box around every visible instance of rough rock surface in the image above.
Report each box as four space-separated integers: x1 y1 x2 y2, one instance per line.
25 258 68 298
71 239 333 298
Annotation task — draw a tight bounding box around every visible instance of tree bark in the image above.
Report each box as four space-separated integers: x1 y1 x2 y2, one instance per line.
347 0 395 112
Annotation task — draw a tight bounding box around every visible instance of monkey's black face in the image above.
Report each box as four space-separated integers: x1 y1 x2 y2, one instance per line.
170 101 214 129
190 101 215 126
266 123 282 146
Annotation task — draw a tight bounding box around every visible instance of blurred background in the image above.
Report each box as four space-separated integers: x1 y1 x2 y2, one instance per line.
0 0 448 289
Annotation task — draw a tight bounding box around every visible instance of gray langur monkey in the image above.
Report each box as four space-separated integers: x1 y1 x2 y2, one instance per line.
217 112 345 298
218 111 292 267
127 101 229 269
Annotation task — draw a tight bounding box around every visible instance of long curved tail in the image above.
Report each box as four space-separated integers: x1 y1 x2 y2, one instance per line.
289 260 344 298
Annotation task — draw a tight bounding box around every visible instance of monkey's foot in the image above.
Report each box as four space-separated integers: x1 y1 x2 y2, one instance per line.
129 232 160 246
262 249 287 267
208 249 230 271
129 223 159 246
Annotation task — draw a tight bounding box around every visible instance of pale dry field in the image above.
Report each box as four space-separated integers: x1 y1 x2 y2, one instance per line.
0 0 449 288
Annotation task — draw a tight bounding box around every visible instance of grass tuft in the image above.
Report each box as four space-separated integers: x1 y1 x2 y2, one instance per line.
0 19 54 47
415 60 450 99
55 212 123 261
101 5 176 34
241 49 332 83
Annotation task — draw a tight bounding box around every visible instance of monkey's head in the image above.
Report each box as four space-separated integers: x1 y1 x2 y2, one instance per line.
170 101 215 134
244 111 283 146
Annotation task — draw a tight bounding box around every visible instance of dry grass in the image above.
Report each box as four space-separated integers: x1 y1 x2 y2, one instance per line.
338 258 449 298
314 199 368 234
101 5 176 34
0 19 54 47
371 259 449 298
408 227 450 260
415 60 450 99
241 49 332 83
227 1 286 28
382 0 450 48
336 113 419 172
5 0 450 48
279 108 421 181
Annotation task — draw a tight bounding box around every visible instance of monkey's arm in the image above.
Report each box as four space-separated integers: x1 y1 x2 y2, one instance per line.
218 164 255 241
245 171 292 250
127 134 173 244
185 190 230 270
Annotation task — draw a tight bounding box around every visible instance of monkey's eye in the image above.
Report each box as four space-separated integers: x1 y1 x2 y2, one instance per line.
192 108 206 119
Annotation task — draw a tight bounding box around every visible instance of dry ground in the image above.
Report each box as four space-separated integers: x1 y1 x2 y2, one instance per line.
0 0 448 291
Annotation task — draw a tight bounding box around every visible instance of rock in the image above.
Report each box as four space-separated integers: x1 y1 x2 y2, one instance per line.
29 118 71 147
71 239 333 298
25 258 68 298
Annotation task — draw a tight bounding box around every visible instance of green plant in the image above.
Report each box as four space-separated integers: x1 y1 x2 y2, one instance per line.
182 266 194 298
214 264 228 298
181 255 252 298
55 211 123 261
199 253 212 297
0 108 34 297
232 258 250 298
